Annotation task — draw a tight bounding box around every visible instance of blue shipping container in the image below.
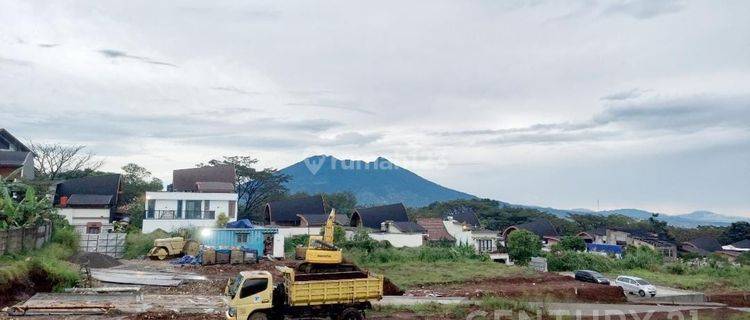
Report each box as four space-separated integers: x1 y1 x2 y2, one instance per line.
199 228 278 254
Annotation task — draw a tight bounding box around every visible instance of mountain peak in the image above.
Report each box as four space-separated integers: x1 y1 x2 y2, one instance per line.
281 155 475 207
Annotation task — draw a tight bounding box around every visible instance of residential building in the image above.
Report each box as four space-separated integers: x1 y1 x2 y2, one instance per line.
722 239 750 252
265 195 325 227
143 165 237 233
417 218 455 242
680 236 722 257
55 174 123 234
444 213 500 254
349 203 424 247
350 203 410 229
577 228 607 244
0 129 34 180
502 219 560 249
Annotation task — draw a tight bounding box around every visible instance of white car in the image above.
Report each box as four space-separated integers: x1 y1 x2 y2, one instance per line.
615 276 657 297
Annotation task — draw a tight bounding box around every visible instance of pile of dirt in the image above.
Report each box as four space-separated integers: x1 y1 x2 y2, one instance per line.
406 273 626 303
68 252 122 269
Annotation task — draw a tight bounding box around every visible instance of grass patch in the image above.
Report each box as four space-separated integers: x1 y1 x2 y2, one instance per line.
0 243 79 292
123 230 169 259
359 260 527 288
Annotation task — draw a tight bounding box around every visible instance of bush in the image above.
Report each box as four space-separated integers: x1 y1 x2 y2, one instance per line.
123 230 168 259
617 246 662 270
284 234 310 253
663 262 688 275
547 251 615 272
51 226 79 253
737 252 750 266
348 245 486 265
215 213 229 228
506 230 542 265
556 236 587 252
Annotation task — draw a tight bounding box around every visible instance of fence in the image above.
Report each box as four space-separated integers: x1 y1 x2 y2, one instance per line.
79 233 127 258
0 220 53 255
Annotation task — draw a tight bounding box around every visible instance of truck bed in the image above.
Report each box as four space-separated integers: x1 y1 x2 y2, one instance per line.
283 269 383 307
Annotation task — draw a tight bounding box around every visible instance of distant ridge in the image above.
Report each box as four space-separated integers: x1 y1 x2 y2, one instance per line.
280 155 475 207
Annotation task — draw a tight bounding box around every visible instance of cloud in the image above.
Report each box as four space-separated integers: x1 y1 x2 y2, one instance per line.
286 102 376 115
37 43 59 48
601 88 643 101
98 49 177 67
0 56 33 67
210 86 261 96
442 94 750 145
603 0 685 19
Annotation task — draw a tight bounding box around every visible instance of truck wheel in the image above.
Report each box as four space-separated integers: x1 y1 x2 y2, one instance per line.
249 312 268 320
339 308 364 320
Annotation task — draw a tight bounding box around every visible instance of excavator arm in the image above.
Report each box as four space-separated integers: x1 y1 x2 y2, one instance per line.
322 208 336 245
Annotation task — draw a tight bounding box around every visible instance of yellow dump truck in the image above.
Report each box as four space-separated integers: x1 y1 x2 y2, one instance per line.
225 267 383 320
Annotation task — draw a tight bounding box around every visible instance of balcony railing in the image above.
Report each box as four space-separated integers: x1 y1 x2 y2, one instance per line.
144 210 216 220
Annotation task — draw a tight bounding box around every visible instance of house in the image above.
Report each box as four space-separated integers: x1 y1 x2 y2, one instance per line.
722 239 750 252
143 165 238 233
350 203 410 229
443 212 500 254
630 235 677 259
265 195 326 227
55 174 123 234
350 203 424 247
417 218 455 242
577 228 607 244
0 129 34 180
502 219 560 249
681 236 722 257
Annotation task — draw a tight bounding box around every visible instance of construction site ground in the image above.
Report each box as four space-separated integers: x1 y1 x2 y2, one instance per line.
5 257 750 319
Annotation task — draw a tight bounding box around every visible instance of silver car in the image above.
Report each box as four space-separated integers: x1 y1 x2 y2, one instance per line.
615 276 657 297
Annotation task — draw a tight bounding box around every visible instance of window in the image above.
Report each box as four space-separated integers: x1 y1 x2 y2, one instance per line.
477 239 493 252
239 279 268 299
185 200 202 219
176 200 183 219
146 200 156 219
236 233 249 243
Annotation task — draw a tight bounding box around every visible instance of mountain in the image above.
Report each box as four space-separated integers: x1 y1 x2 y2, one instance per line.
280 155 475 207
529 206 749 228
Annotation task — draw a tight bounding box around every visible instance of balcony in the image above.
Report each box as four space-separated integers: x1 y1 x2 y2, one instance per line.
144 210 216 220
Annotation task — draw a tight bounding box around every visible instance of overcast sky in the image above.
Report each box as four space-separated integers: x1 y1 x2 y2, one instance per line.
2 1 749 216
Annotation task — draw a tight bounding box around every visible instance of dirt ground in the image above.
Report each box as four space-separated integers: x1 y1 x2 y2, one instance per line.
706 291 750 307
406 273 626 303
369 308 748 320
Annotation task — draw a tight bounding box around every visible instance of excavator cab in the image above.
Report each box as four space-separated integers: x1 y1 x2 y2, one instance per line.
303 209 343 264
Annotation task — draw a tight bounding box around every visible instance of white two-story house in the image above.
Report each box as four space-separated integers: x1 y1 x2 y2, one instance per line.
142 165 238 233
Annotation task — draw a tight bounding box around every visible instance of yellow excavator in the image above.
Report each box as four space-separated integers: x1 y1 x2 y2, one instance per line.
295 209 358 274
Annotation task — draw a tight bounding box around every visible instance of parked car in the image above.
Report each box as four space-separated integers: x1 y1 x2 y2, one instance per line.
615 276 657 297
574 270 610 285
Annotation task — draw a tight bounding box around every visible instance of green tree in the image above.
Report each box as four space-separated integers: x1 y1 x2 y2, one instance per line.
120 163 163 204
323 192 357 216
506 230 542 265
126 196 146 230
737 252 750 266
719 222 750 245
199 156 289 220
556 236 587 252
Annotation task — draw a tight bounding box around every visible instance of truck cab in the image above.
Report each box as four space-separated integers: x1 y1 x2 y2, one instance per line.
226 271 274 320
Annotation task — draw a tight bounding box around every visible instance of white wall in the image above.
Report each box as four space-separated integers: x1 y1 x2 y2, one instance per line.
276 226 321 238
59 208 113 234
368 233 423 248
143 191 238 233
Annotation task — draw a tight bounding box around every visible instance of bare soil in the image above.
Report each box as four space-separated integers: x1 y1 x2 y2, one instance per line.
706 291 750 307
406 273 626 303
369 308 747 320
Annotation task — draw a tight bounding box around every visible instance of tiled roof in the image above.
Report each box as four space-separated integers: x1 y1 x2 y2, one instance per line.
392 221 426 234
195 181 235 193
683 236 722 253
266 195 326 224
0 151 31 166
417 218 455 241
172 165 236 192
67 194 113 206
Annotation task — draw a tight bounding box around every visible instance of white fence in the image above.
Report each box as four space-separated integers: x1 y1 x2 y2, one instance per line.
79 233 127 258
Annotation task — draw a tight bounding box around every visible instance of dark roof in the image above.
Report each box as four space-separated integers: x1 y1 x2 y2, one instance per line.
67 194 113 206
267 195 326 224
683 236 722 253
195 181 235 193
728 239 750 249
351 203 409 229
417 218 455 241
632 236 675 248
55 174 122 215
392 221 426 233
0 129 31 152
172 165 236 192
448 210 480 227
504 219 559 238
335 214 350 226
0 151 31 167
298 214 328 226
